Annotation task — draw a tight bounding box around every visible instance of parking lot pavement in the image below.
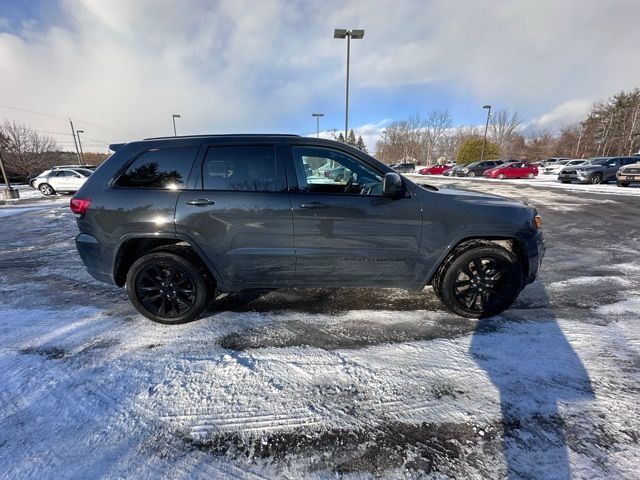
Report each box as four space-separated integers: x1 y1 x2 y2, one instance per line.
0 182 639 478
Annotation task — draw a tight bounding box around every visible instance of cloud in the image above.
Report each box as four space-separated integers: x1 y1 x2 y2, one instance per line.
0 0 639 152
523 99 592 133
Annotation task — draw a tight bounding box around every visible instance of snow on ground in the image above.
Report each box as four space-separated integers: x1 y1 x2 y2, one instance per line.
0 183 639 478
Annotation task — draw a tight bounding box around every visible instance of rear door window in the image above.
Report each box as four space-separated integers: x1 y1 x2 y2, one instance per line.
201 145 286 192
116 147 198 189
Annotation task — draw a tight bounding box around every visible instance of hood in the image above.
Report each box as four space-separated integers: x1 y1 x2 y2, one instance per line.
427 185 528 209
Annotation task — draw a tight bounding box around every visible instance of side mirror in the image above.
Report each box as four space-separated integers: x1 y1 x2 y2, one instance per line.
383 172 405 198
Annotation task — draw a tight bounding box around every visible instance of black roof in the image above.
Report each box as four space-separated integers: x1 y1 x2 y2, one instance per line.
143 134 301 140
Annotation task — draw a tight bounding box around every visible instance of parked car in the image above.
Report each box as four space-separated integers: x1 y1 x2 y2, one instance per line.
616 161 640 187
558 156 639 184
539 157 570 167
443 165 464 177
483 162 538 179
71 134 544 324
418 164 453 175
324 165 350 181
543 159 587 175
457 160 505 177
30 167 94 195
392 162 416 173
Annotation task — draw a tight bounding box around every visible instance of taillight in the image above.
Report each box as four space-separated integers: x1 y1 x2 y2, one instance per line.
70 197 91 215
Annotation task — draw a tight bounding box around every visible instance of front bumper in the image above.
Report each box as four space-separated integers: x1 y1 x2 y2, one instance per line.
617 173 640 183
523 230 545 285
557 171 591 183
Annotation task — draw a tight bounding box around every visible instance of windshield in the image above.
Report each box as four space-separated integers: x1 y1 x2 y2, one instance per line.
555 160 570 166
466 162 479 168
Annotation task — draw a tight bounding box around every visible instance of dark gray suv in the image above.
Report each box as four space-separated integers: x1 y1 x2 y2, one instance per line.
70 135 544 324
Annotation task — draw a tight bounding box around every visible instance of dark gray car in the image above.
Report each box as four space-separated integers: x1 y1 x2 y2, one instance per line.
558 156 639 184
457 160 505 177
71 135 544 324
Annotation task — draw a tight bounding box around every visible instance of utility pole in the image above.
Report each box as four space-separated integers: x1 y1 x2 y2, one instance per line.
172 114 181 136
312 113 324 138
69 119 82 165
0 150 19 199
480 105 491 162
76 130 86 165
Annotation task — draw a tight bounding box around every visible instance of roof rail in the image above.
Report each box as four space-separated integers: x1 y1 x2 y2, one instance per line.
142 134 301 141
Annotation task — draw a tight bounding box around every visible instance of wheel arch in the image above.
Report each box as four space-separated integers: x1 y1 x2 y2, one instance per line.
112 234 221 288
426 236 530 287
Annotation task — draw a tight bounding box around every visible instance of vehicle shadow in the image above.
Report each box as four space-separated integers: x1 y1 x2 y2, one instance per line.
470 278 595 479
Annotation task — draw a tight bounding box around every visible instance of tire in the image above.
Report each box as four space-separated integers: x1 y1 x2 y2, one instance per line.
617 182 630 187
125 249 211 324
434 244 523 318
468 171 476 177
527 173 535 179
39 184 55 196
498 173 505 180
588 173 603 185
336 174 344 182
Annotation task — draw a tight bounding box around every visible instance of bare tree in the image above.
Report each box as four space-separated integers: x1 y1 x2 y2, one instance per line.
0 120 58 178
423 109 452 163
489 110 522 155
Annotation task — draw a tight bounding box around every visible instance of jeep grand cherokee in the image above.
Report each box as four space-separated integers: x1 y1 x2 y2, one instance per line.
70 135 544 324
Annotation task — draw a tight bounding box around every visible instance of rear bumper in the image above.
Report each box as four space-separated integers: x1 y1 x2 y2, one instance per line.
75 233 116 285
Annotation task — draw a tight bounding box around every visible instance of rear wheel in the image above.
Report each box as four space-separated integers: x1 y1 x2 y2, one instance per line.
588 173 603 184
126 250 211 324
435 244 523 318
39 184 55 196
527 172 535 179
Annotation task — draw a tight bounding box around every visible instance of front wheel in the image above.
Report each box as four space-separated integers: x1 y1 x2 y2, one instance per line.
617 181 630 187
434 244 523 318
126 250 211 324
497 173 505 180
468 171 476 177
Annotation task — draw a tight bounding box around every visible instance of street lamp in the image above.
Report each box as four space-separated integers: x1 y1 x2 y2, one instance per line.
334 28 364 139
381 130 388 163
480 105 492 162
172 114 181 136
312 113 325 138
76 130 86 165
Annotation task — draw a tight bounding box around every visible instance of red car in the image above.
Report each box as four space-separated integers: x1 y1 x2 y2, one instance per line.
418 164 453 175
483 162 538 179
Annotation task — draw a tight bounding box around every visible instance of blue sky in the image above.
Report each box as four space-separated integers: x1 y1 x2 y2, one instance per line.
1 0 639 152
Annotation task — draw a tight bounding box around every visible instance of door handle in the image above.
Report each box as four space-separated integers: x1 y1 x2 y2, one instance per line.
185 198 215 206
299 202 329 209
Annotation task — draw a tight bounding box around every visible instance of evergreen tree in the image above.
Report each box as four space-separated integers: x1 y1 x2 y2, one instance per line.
356 135 367 152
347 129 357 146
337 132 345 143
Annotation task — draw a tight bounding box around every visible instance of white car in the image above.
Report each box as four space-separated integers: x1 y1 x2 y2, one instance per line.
30 168 94 196
543 159 587 175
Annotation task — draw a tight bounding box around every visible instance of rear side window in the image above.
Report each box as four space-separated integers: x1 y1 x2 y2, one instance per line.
116 147 198 189
202 145 286 192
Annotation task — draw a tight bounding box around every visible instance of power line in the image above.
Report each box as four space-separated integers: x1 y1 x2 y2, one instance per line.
0 103 139 139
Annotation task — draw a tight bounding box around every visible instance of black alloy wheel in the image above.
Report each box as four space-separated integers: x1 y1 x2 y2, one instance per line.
126 250 211 324
435 244 522 318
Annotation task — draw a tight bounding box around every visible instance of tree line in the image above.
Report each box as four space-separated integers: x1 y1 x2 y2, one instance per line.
0 120 108 181
375 88 640 165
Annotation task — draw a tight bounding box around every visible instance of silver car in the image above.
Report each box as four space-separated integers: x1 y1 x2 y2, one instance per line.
30 168 94 196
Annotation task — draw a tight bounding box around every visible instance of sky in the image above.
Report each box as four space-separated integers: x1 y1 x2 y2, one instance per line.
1 0 639 153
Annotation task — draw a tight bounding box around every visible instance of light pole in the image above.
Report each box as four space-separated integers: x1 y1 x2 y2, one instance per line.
312 113 324 138
76 130 86 165
172 114 181 136
334 28 364 140
480 105 492 162
381 130 388 163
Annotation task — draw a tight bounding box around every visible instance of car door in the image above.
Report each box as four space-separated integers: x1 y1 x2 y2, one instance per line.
49 170 74 190
605 158 621 181
175 143 294 288
508 162 524 178
287 144 423 287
